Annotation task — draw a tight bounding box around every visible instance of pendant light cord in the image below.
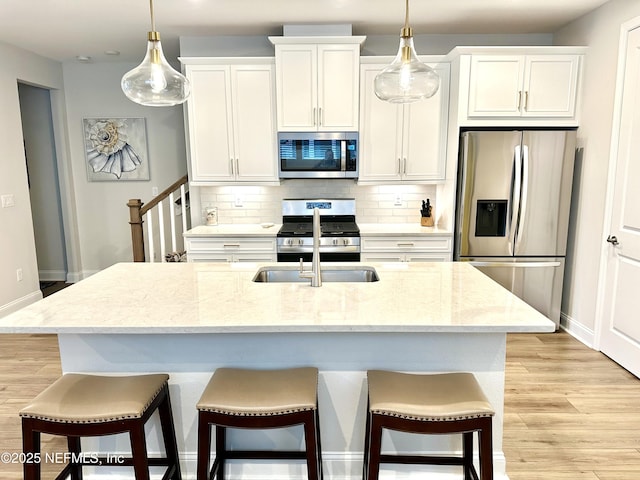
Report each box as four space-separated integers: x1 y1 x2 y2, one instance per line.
404 0 410 30
149 0 156 32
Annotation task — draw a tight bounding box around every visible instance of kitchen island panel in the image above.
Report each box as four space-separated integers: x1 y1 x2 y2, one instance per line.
57 331 508 479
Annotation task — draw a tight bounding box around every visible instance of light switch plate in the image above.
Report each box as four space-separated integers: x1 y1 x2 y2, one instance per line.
1 194 15 208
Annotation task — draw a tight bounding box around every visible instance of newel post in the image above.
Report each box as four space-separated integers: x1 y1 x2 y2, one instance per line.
127 199 146 262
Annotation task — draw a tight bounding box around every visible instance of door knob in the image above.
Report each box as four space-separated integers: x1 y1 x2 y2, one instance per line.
606 235 619 246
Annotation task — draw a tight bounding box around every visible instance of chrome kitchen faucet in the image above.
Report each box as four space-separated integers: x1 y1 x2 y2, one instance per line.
299 208 322 287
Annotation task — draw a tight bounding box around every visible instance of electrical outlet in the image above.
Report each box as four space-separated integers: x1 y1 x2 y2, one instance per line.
16 268 23 282
152 186 159 196
235 196 243 207
394 194 402 206
1 194 15 208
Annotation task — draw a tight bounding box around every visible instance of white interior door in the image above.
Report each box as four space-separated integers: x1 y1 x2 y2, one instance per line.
598 22 640 377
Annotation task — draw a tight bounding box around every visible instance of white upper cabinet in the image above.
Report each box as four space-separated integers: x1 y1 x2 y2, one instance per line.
358 61 450 184
270 37 365 132
183 60 278 185
467 54 581 119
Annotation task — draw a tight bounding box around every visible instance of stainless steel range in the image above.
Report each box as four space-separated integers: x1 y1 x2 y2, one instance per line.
277 199 360 262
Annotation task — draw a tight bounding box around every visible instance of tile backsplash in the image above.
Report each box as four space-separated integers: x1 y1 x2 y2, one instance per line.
198 180 437 225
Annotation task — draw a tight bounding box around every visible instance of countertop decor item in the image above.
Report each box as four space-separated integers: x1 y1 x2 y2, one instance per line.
421 199 434 226
121 0 191 106
374 0 440 103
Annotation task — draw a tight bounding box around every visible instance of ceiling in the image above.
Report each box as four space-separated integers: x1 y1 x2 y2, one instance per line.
0 0 610 63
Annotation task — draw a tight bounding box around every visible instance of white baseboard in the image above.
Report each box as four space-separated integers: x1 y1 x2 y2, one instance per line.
38 269 67 281
0 290 42 318
560 312 595 349
66 270 97 283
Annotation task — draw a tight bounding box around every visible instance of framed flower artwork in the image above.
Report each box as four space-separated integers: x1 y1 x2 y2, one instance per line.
83 117 150 181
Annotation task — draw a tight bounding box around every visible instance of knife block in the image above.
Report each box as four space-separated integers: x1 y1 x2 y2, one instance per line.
421 216 434 227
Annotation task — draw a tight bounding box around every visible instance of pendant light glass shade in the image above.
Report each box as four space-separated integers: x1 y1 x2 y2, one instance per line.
121 0 190 106
374 0 439 103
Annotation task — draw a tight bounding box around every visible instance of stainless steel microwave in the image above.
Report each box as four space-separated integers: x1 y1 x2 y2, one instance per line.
278 132 358 179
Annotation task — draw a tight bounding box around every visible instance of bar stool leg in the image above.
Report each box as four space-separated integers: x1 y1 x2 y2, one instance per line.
366 415 383 480
215 425 227 480
315 409 324 480
129 423 151 480
196 414 211 480
21 421 40 480
67 436 83 480
157 389 182 480
479 418 494 480
303 411 320 480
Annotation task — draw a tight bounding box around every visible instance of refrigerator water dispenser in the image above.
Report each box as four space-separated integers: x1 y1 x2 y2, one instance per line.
475 200 507 237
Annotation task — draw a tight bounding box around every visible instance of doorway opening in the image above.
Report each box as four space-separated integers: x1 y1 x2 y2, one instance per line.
17 83 68 291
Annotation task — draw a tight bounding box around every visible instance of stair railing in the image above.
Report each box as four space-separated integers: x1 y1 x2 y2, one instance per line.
128 174 189 262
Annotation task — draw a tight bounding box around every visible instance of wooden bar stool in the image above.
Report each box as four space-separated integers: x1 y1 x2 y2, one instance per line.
196 367 322 480
364 370 495 480
20 373 182 480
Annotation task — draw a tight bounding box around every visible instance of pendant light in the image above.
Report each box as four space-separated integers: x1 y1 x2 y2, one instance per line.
374 0 439 103
121 0 190 106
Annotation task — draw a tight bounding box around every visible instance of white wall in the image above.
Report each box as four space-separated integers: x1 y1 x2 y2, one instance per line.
62 62 187 275
0 41 65 315
554 0 640 342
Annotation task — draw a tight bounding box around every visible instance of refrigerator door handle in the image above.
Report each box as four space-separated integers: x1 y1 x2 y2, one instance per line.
514 145 529 253
509 145 523 255
464 260 562 268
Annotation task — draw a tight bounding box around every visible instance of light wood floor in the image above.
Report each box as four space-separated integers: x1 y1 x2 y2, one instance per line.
505 333 640 480
0 332 639 479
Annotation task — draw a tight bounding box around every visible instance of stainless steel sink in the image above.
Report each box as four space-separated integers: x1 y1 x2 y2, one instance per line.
252 266 379 283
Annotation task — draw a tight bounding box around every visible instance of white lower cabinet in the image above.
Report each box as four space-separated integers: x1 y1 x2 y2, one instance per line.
185 237 276 263
361 236 452 262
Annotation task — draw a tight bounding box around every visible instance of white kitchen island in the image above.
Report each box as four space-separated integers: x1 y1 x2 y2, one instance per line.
0 262 554 480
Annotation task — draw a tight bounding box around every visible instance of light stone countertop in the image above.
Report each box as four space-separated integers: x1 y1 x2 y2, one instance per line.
183 223 451 237
0 262 554 334
358 223 452 236
184 224 282 237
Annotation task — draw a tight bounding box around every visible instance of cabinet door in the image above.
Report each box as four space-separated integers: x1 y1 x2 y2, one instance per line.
358 64 403 182
522 55 580 117
231 65 278 182
274 44 317 131
317 44 360 131
468 56 524 117
403 63 449 181
185 66 234 181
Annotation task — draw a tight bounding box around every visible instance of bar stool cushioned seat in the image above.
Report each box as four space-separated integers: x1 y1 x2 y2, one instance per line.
196 367 322 480
364 370 495 480
20 373 181 480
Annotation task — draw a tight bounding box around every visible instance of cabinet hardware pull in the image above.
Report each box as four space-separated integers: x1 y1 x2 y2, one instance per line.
517 91 522 110
223 244 241 248
230 158 234 175
235 158 240 176
313 107 317 126
403 158 407 175
319 107 323 126
524 91 529 111
398 158 402 174
397 242 415 247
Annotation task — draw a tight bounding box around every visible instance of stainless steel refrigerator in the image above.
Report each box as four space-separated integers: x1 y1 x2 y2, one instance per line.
454 129 577 327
